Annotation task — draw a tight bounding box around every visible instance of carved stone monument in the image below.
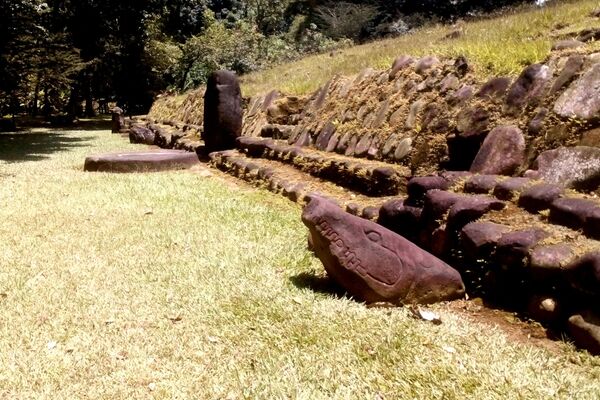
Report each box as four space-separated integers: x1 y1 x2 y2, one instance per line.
302 196 465 304
203 70 243 153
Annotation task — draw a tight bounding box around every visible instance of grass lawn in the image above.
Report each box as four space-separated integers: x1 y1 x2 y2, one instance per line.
1 124 599 399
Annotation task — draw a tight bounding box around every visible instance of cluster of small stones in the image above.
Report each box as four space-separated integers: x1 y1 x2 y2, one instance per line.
236 136 410 196
244 51 600 178
127 117 204 153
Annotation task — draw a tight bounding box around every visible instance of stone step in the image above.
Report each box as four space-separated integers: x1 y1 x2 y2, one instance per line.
129 122 203 153
405 172 600 241
236 137 411 196
209 150 396 219
378 188 600 313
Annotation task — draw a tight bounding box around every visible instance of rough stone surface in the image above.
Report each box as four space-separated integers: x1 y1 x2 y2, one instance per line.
568 311 600 355
389 56 414 79
461 221 509 259
84 150 199 173
506 64 552 109
302 196 465 304
477 77 511 99
580 128 600 147
554 63 600 120
552 39 585 51
530 146 600 191
415 56 440 75
377 199 423 241
406 176 449 206
529 244 574 283
586 208 600 239
496 229 550 268
464 175 501 194
493 177 531 200
129 126 156 145
470 126 525 175
527 296 562 324
550 55 585 94
446 196 505 233
203 71 243 152
549 198 600 232
518 183 563 213
566 252 600 299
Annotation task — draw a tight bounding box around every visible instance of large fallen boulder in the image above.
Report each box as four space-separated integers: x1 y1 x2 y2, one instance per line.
302 196 465 304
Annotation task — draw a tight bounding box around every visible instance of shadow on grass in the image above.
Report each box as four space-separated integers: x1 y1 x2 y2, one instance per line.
0 132 91 163
289 272 349 299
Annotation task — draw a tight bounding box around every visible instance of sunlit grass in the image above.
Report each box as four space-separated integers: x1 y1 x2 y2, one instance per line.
239 0 599 96
0 126 599 398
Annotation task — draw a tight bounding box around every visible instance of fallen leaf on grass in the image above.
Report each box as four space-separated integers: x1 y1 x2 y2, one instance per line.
409 306 442 325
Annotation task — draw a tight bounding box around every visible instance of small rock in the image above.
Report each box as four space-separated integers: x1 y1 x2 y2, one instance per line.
529 244 574 283
568 311 600 355
496 229 550 268
389 56 415 79
506 64 552 110
518 183 563 213
394 137 413 161
527 296 562 324
415 56 440 75
477 77 512 99
580 128 600 147
406 176 450 206
470 126 525 175
549 197 600 231
554 63 600 120
493 177 531 200
461 221 509 259
447 85 474 106
446 196 506 233
464 175 502 194
552 39 585 51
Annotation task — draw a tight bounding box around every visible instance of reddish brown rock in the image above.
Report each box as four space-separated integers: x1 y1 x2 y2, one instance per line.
461 221 509 259
378 199 423 242
84 150 199 173
566 252 600 299
550 55 585 94
529 244 574 284
506 64 552 110
586 208 600 239
470 126 525 175
496 229 550 268
446 196 505 233
477 77 511 99
415 56 440 75
129 126 156 145
464 175 501 194
554 63 600 120
302 197 465 304
389 56 414 79
518 183 563 213
493 177 531 200
549 198 600 232
406 176 449 206
568 311 600 355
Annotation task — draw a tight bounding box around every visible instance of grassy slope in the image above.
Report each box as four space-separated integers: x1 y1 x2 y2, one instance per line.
1 126 600 398
239 0 599 97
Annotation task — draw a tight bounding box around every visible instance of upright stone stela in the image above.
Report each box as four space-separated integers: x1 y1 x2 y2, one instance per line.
202 70 243 153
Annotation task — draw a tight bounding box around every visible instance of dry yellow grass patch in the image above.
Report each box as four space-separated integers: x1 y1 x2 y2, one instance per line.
0 124 599 399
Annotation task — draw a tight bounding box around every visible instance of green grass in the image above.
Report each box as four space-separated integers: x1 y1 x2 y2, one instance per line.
239 0 599 96
1 125 600 398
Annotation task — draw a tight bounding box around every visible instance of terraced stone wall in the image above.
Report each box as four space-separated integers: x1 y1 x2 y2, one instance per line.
244 51 600 179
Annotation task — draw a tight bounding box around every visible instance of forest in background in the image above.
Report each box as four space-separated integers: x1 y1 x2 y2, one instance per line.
0 0 543 118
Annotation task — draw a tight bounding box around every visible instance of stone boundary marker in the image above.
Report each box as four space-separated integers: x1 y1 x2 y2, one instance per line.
84 149 200 173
